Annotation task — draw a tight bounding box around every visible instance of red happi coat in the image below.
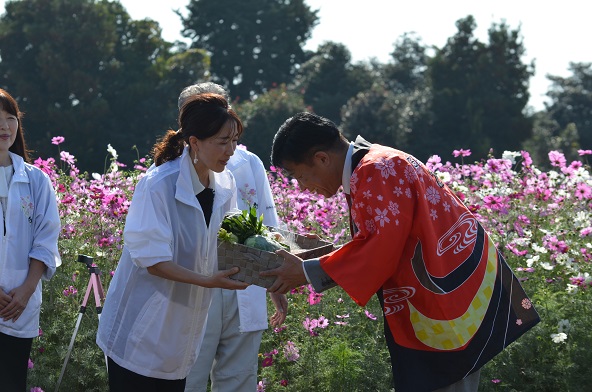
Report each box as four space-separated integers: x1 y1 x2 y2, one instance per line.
320 144 539 391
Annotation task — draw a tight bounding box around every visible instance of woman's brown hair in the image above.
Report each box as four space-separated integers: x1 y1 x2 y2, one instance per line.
0 88 31 163
152 93 243 166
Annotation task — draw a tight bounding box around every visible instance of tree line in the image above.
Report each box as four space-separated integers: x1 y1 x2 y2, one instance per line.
0 0 590 173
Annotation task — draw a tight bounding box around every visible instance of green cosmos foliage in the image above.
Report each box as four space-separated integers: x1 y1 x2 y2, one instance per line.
25 140 592 392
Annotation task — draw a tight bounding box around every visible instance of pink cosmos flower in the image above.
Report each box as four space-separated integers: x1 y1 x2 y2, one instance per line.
51 136 65 145
317 316 329 328
517 215 531 224
426 155 442 171
569 160 583 170
34 157 57 176
284 341 300 362
257 379 268 392
60 151 76 165
62 286 78 297
520 151 533 167
30 388 44 392
482 195 502 209
261 357 273 368
574 182 591 200
274 325 287 333
569 275 587 286
506 243 528 256
548 151 566 168
364 310 377 320
578 149 592 156
453 149 471 157
28 358 34 369
307 291 323 305
303 317 316 332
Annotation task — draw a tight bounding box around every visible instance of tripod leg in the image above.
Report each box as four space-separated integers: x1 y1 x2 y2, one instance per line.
91 274 108 372
55 312 84 392
55 275 95 392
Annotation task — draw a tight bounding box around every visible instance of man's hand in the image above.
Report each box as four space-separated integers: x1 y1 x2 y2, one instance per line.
260 249 307 294
269 292 288 326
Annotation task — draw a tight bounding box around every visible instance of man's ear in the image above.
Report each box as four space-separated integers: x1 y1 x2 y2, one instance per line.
313 150 331 166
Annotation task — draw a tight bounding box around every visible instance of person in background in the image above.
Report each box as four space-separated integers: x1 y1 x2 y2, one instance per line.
181 83 288 392
262 112 540 392
0 88 61 392
96 93 250 392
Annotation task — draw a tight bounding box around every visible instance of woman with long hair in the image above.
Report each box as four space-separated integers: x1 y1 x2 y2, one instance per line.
0 88 61 392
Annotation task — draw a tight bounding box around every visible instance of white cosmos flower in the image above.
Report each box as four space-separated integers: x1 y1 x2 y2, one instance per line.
532 243 548 254
550 332 567 343
526 255 539 268
566 284 579 294
541 262 555 271
107 144 118 160
502 150 521 164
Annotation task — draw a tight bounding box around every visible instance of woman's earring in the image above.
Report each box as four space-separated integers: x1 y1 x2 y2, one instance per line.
193 151 198 164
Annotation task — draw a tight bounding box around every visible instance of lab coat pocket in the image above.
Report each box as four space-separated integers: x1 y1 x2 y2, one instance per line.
0 268 28 293
127 290 166 362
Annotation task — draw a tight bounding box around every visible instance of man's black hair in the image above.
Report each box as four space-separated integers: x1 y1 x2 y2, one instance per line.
271 112 343 167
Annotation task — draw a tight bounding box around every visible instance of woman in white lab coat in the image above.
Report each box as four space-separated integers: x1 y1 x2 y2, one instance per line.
96 93 250 392
0 88 61 392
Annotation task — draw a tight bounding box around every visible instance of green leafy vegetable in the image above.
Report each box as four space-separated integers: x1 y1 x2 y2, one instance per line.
218 207 290 251
218 228 239 244
220 206 264 244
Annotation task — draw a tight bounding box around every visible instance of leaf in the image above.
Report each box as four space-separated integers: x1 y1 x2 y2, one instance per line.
220 207 267 244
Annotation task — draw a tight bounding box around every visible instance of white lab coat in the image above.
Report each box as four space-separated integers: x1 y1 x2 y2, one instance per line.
227 148 279 332
0 152 61 338
96 147 237 380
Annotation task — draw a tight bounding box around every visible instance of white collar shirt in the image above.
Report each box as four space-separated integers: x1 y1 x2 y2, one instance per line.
342 141 354 194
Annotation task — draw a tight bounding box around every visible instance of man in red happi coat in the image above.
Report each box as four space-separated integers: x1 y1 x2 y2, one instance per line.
262 112 540 392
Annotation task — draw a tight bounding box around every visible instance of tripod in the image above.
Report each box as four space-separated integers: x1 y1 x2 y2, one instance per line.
55 255 107 392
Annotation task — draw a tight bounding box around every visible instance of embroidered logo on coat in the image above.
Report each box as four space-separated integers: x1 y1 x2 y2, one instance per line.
239 183 257 208
20 195 34 223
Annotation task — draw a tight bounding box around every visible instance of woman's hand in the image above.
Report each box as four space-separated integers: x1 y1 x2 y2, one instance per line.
0 285 33 322
0 259 45 322
147 262 249 290
206 268 250 290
